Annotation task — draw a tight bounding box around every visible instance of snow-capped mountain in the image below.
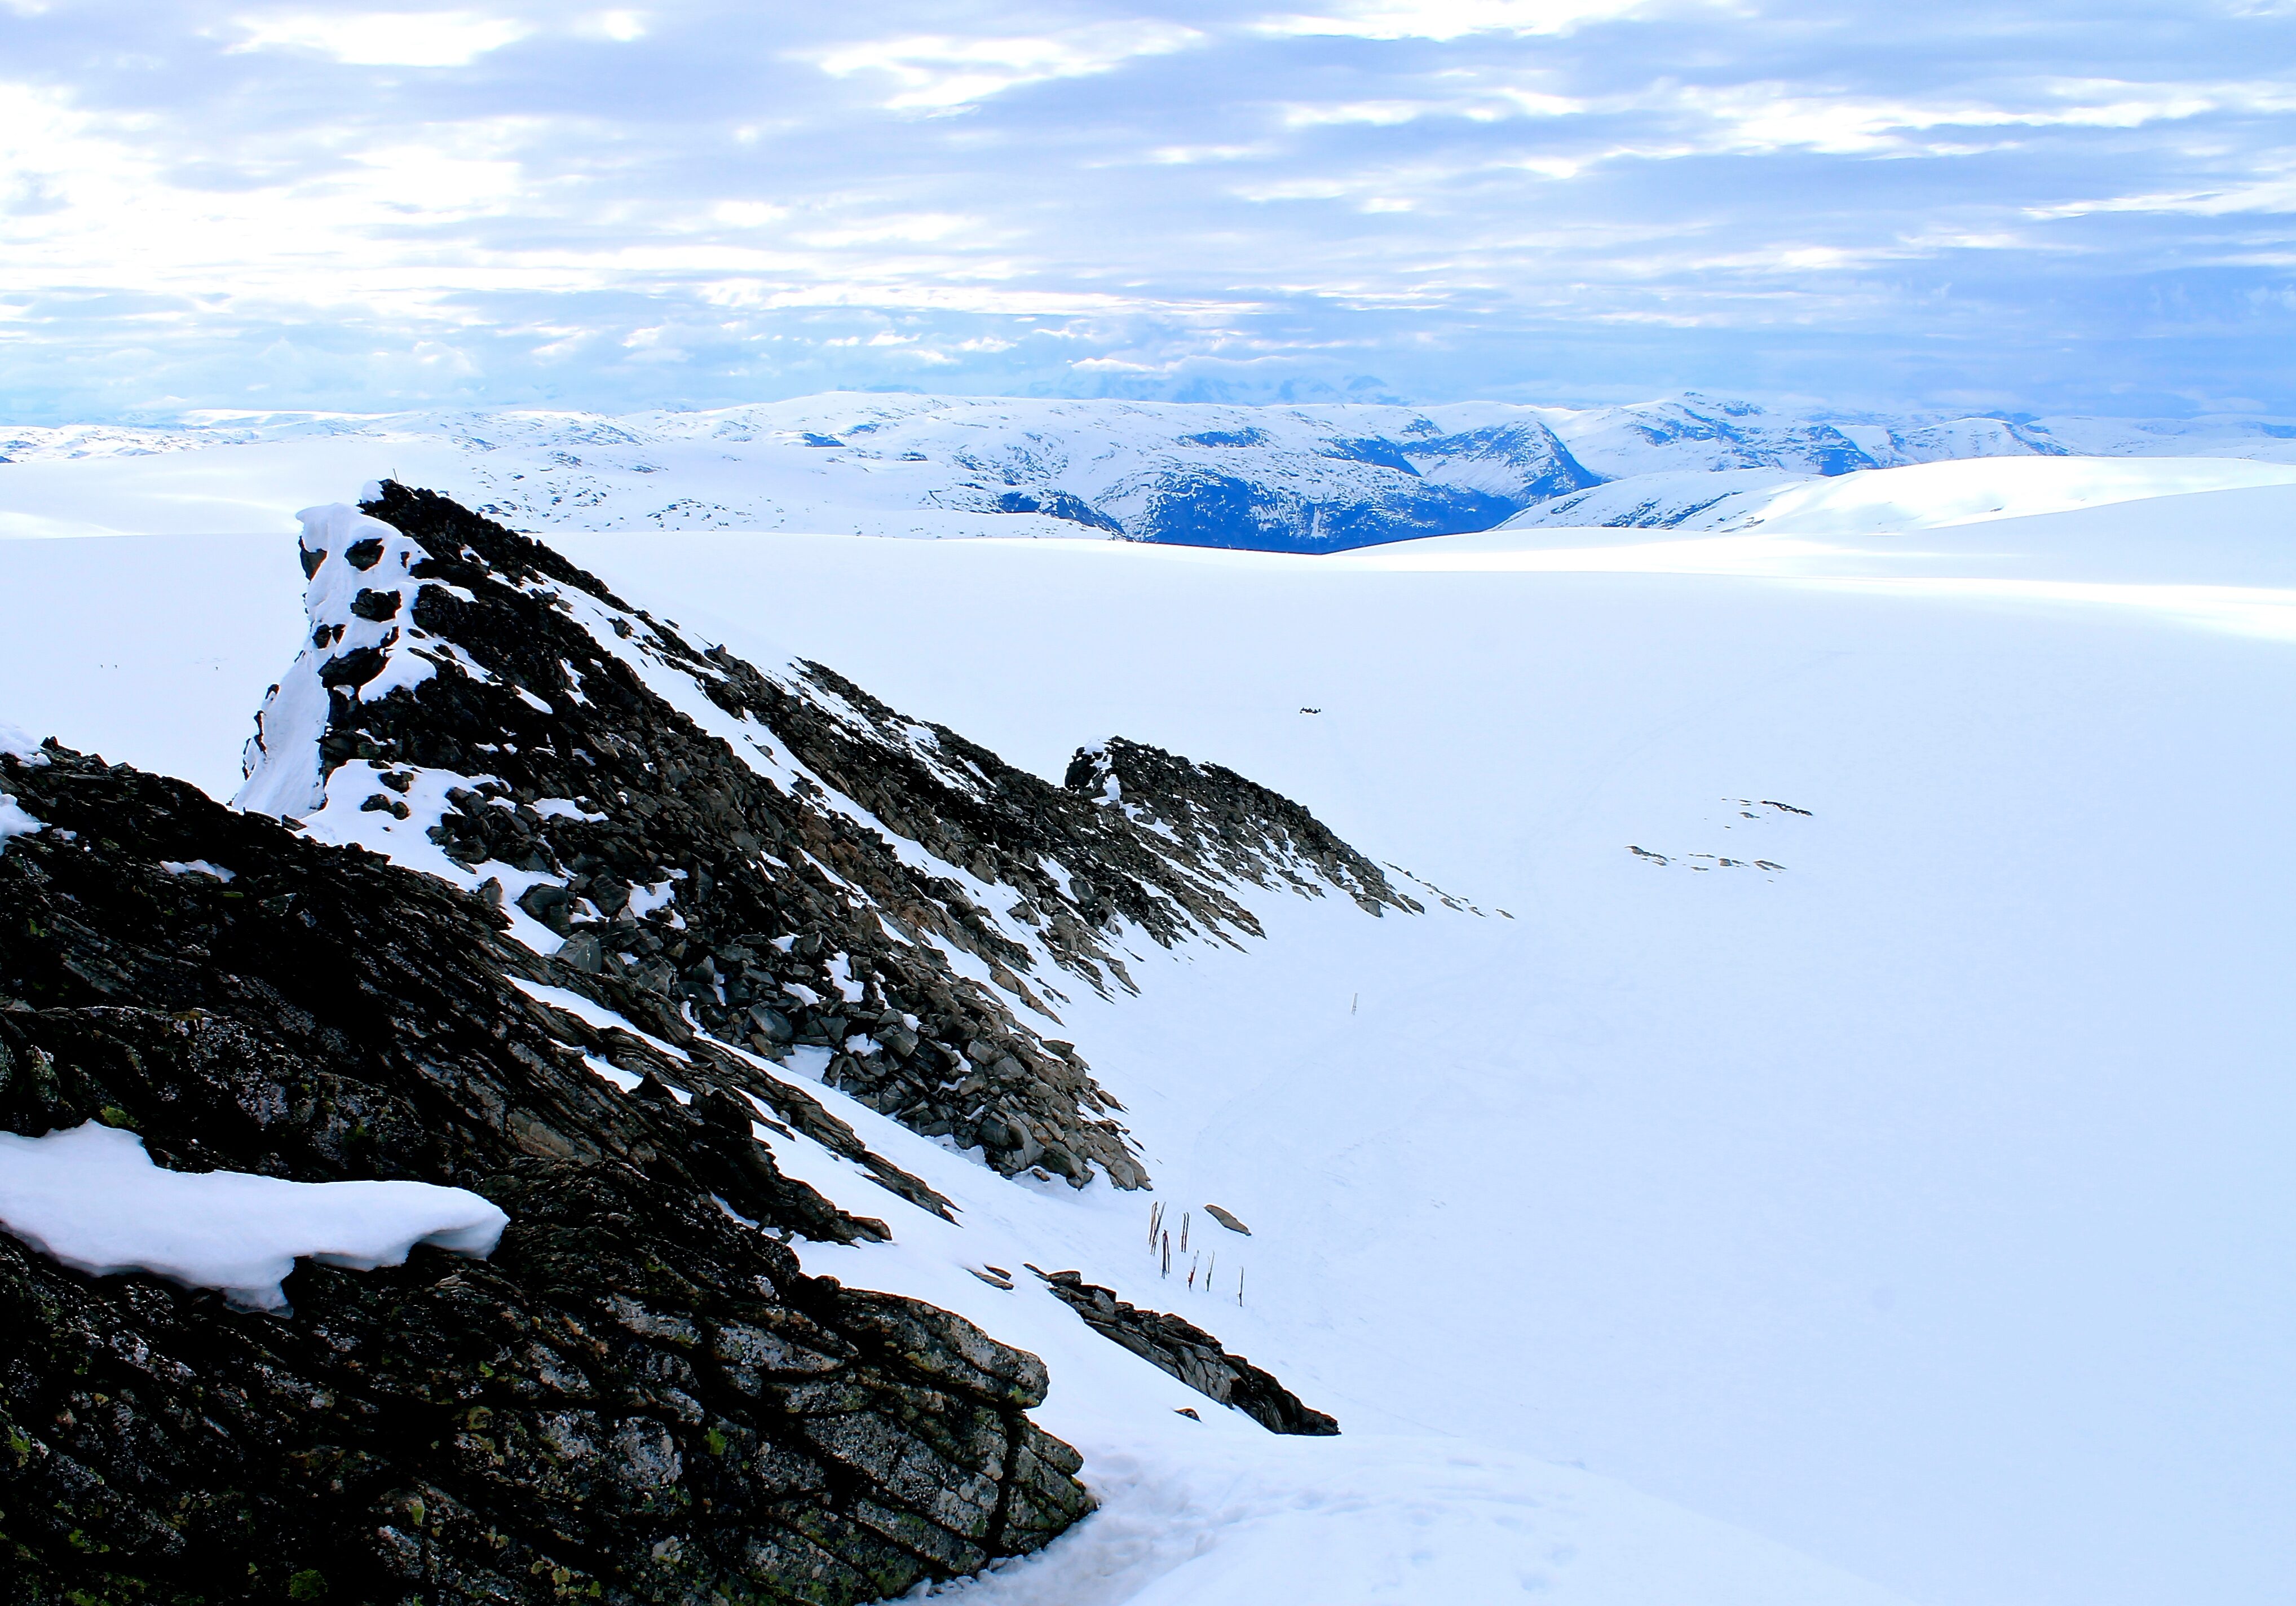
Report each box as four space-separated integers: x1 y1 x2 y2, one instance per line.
0 398 1599 550
10 390 2296 550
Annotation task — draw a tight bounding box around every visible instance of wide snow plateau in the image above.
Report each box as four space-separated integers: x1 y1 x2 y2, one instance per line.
2 471 2290 1606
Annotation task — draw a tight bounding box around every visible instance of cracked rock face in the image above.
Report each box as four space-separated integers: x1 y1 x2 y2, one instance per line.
237 482 1417 1192
0 742 1090 1605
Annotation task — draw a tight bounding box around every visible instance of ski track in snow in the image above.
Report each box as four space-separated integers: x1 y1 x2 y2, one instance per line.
4 470 2295 1606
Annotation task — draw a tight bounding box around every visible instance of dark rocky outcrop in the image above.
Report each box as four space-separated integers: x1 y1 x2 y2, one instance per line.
1034 1270 1337 1437
0 740 1091 1604
240 483 1415 1190
991 488 1122 532
1062 741 1403 917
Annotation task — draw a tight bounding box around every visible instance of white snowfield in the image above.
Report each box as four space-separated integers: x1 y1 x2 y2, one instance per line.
1371 475 2296 630
0 1122 507 1312
1501 453 2296 535
1 462 2291 1605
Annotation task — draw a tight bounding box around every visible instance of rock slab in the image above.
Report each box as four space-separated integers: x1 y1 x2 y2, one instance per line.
1036 1269 1338 1437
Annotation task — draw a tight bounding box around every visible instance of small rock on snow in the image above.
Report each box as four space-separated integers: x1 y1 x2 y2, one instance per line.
1204 1203 1252 1236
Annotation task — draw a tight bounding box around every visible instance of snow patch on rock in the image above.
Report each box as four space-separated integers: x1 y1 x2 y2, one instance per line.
0 1122 507 1312
236 501 438 817
0 793 45 855
1 726 48 853
158 859 236 881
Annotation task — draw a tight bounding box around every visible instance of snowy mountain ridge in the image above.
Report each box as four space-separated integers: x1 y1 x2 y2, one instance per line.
10 391 2296 551
238 480 1424 1196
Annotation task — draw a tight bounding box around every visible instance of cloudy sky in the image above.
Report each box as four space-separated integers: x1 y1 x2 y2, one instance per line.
6 0 2295 420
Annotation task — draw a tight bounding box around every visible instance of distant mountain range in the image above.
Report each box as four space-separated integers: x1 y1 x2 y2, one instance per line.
7 392 2295 551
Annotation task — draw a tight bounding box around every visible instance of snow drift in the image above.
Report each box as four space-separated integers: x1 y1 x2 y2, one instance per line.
0 1121 506 1311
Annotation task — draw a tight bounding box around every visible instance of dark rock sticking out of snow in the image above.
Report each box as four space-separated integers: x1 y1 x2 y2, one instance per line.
1202 1204 1251 1236
243 482 1416 1194
1034 1269 1337 1437
0 739 1092 1604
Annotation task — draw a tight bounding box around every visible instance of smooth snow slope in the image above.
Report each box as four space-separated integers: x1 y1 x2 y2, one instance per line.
3 482 2292 1605
0 532 304 798
1501 453 2296 533
561 508 2295 1606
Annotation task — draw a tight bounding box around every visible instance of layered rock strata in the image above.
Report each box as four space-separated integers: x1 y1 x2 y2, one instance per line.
0 740 1090 1605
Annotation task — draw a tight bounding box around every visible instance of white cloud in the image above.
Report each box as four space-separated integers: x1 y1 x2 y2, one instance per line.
578 9 647 42
1279 87 1584 126
806 22 1202 112
697 283 1260 319
1143 143 1274 164
1678 78 2296 157
9 1 2296 416
2028 170 2296 219
713 200 789 228
1232 177 1356 202
228 10 533 67
792 211 983 247
1253 0 1689 41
